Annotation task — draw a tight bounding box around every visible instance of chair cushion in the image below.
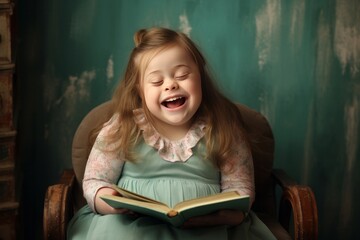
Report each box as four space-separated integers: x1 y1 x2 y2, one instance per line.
72 101 113 184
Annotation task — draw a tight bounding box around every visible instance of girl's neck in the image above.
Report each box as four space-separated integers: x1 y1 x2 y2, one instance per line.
152 120 192 141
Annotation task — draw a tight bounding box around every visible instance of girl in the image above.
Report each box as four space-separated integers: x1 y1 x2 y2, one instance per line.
67 27 276 240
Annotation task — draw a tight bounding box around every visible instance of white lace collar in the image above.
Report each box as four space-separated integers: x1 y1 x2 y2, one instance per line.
133 108 206 162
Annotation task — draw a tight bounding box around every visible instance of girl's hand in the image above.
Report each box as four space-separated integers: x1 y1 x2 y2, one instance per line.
94 187 135 215
182 210 247 228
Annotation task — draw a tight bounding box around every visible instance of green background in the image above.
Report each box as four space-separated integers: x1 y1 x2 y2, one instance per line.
14 0 360 239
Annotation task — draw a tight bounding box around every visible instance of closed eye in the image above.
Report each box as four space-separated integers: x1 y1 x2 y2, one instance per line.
175 73 189 80
151 80 163 86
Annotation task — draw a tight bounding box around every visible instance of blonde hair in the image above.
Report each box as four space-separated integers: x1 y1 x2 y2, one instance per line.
103 27 248 170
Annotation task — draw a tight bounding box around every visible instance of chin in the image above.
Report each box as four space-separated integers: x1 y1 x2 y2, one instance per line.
166 116 195 127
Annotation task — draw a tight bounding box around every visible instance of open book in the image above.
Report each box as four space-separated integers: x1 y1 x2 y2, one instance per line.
100 185 250 227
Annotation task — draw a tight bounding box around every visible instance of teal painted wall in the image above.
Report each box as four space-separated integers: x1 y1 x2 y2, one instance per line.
15 0 359 239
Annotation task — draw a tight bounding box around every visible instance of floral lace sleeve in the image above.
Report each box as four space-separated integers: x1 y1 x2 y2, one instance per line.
83 115 125 212
220 137 255 209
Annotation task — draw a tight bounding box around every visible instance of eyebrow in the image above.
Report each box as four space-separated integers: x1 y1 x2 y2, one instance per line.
146 64 190 76
146 70 161 76
173 64 190 70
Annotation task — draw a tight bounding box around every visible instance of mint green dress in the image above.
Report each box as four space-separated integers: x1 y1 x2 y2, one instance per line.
67 110 276 239
67 141 275 240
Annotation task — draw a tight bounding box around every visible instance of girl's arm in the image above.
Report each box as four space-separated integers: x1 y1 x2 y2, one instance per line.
184 137 254 228
83 143 124 214
83 116 126 214
220 137 255 206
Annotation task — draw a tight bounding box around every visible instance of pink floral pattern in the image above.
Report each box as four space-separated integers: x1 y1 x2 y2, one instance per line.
83 115 125 212
220 140 255 204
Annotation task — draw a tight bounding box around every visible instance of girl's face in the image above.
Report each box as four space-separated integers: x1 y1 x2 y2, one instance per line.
141 45 202 135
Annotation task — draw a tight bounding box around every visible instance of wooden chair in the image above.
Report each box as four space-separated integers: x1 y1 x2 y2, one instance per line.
43 101 318 240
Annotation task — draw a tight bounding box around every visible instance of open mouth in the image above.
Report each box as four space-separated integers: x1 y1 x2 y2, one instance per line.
161 97 186 109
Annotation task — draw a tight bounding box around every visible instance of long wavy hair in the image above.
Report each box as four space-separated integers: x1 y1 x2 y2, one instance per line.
98 27 248 170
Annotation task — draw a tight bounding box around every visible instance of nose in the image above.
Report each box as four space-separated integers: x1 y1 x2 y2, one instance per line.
164 79 179 91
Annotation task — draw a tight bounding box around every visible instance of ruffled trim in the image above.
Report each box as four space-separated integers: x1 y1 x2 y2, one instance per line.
133 108 206 162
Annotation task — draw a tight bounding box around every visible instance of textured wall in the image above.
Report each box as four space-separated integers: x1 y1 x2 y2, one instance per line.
16 0 359 239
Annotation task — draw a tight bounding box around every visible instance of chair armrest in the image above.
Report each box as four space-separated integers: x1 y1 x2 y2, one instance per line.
59 169 76 186
43 169 76 240
272 169 318 240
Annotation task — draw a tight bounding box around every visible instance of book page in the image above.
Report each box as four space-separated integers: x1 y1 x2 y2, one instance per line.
173 191 248 212
101 195 173 216
174 192 250 221
112 185 166 206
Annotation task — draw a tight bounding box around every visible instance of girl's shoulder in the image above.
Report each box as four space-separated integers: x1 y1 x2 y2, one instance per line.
98 113 120 137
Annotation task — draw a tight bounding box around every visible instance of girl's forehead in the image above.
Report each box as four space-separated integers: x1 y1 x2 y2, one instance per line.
145 46 193 71
140 47 166 68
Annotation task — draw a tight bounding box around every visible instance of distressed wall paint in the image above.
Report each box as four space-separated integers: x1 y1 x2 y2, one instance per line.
255 0 281 71
16 0 360 239
340 95 359 235
289 0 305 49
179 13 192 36
335 0 360 238
334 0 360 77
315 10 332 97
337 2 359 237
55 71 96 106
106 55 115 85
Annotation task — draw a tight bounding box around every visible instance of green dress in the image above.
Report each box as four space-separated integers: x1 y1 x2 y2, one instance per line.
67 141 276 240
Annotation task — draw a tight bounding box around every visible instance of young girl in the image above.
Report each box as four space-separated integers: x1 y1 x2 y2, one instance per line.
67 27 276 240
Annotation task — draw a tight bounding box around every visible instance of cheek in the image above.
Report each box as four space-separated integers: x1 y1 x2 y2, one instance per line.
189 80 202 98
143 88 158 106
192 81 202 107
139 84 149 108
